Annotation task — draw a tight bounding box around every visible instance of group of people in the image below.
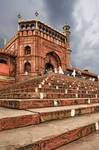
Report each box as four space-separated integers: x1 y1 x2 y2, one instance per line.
71 69 81 78
54 67 82 78
54 66 64 74
45 66 81 77
45 66 97 81
45 66 64 74
46 66 81 77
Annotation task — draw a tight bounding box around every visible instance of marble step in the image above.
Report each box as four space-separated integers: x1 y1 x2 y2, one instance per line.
0 113 99 150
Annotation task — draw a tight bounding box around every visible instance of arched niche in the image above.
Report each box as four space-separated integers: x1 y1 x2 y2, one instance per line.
24 61 31 74
24 46 31 55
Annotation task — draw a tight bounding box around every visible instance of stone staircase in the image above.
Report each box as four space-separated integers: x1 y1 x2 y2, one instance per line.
0 73 99 150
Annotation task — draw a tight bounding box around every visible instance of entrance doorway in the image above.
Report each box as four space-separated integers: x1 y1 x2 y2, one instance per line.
45 63 54 73
45 51 61 74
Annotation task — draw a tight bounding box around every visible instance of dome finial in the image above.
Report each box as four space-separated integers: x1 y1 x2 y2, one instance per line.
17 13 24 22
35 11 39 20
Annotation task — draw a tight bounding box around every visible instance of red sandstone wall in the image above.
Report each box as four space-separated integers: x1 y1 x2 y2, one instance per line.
37 37 67 72
16 29 71 80
4 28 71 80
0 64 9 76
16 35 36 79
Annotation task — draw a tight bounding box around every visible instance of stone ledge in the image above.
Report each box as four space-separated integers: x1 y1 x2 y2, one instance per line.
0 113 99 150
0 103 99 131
0 108 40 131
0 98 99 109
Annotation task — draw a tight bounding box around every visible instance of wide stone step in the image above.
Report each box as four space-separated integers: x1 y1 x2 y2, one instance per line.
40 87 98 94
56 131 99 150
0 92 41 99
28 103 99 123
0 98 99 109
0 113 99 150
0 103 99 131
46 92 98 99
0 107 40 131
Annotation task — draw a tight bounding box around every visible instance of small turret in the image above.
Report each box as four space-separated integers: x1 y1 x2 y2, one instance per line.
63 24 71 42
17 13 24 23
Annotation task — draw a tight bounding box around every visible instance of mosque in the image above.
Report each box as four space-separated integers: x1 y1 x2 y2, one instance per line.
0 15 97 85
0 14 99 150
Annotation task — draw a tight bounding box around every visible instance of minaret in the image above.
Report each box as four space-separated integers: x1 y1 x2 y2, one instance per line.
17 13 24 31
63 24 72 68
63 24 71 43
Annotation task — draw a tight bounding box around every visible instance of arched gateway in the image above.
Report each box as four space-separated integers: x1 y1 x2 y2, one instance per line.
0 20 72 80
45 52 61 73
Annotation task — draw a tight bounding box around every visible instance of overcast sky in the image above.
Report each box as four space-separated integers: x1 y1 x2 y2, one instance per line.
0 0 99 74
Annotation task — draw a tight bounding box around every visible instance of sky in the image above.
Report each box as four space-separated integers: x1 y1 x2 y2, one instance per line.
0 0 99 74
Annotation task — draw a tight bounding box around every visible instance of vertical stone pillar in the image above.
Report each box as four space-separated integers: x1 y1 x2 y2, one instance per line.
63 24 72 68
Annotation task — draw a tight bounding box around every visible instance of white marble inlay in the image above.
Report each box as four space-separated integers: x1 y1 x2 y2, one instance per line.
88 98 91 104
95 122 99 130
45 78 48 81
39 84 42 88
77 87 79 90
48 83 51 86
71 109 75 117
35 87 38 92
18 99 22 102
56 86 59 89
86 91 88 94
40 93 44 99
41 81 45 85
96 94 97 98
53 100 59 107
75 94 78 98
65 89 68 94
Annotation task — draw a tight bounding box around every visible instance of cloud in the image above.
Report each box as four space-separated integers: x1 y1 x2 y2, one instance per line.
44 0 76 30
0 0 46 39
44 0 99 73
71 0 99 73
0 0 99 73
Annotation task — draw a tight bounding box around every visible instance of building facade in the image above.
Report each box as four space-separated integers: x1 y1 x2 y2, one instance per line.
0 19 72 80
0 18 97 82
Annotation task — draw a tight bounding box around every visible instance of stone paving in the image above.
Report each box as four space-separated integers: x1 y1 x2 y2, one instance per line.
57 131 99 150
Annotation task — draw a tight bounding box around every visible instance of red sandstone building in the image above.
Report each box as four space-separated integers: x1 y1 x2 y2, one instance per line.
0 17 98 84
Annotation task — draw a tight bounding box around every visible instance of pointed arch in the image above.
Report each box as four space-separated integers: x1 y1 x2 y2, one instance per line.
24 61 31 73
44 51 61 73
45 51 61 67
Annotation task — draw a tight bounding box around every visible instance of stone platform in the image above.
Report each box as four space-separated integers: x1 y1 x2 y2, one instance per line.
0 74 99 149
0 103 99 131
0 113 99 150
